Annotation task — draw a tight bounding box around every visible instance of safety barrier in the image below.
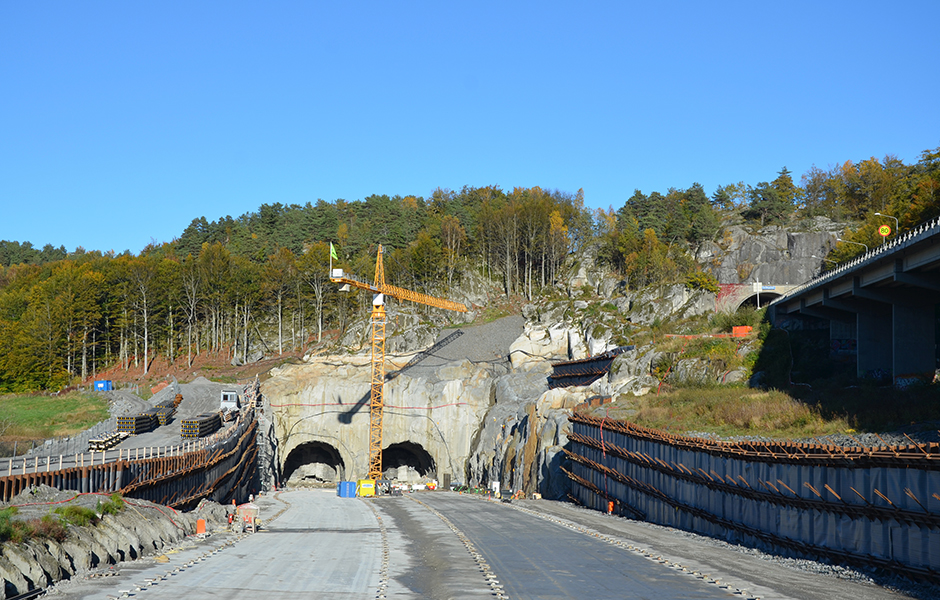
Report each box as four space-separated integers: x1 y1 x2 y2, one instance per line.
566 412 940 581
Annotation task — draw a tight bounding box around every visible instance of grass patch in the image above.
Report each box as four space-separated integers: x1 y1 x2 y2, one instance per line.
601 379 940 440
0 391 109 440
480 306 511 323
54 505 100 527
97 493 125 516
602 387 850 439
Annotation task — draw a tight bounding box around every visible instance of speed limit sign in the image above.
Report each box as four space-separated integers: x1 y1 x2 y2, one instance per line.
878 225 891 237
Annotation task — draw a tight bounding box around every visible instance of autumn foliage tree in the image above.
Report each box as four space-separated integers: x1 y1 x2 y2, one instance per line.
2 145 940 391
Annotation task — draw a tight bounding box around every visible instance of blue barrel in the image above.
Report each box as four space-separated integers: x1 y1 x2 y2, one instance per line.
337 481 356 498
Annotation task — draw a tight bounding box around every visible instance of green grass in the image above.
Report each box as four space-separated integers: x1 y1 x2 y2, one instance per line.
97 493 125 516
0 391 109 440
602 387 850 439
54 505 100 527
480 307 511 323
600 375 940 440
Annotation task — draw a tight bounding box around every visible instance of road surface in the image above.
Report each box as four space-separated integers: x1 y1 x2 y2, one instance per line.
46 490 918 600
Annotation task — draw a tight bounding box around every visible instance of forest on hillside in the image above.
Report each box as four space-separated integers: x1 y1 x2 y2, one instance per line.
1 146 938 392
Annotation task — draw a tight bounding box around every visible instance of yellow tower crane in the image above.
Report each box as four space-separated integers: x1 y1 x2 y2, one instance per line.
330 244 467 480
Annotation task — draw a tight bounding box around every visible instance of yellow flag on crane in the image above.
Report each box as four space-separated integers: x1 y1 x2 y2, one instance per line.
330 242 338 260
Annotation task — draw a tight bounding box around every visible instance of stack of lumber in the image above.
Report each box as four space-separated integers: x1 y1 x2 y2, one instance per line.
117 411 158 434
180 412 222 439
88 431 129 451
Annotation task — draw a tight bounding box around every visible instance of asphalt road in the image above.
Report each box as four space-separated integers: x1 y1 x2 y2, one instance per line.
45 490 920 600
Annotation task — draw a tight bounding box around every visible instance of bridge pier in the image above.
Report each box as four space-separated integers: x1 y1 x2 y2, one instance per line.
893 302 937 379
857 306 892 378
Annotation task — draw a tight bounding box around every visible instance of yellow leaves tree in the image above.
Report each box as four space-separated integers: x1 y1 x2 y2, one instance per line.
440 215 466 289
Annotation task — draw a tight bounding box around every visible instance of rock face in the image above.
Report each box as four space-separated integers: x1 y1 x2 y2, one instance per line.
0 487 225 598
697 218 842 285
265 354 498 485
263 222 841 502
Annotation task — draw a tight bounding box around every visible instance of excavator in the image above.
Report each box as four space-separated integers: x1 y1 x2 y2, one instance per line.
330 244 467 481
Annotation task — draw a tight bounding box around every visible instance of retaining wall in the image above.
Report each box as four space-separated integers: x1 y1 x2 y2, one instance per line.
567 412 940 581
0 409 258 509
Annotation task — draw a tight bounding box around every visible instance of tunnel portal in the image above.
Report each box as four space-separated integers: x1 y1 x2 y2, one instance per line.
382 441 435 482
283 441 346 485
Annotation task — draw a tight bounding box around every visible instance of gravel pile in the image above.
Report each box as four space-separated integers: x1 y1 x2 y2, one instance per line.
396 315 523 379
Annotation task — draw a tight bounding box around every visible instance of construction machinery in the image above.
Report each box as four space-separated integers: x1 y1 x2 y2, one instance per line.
330 244 467 481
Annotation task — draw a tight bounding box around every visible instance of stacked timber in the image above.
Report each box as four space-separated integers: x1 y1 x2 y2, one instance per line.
154 397 177 425
88 431 129 451
181 413 222 439
117 410 158 435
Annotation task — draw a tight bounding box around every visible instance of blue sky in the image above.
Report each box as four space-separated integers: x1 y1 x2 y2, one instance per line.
2 2 938 255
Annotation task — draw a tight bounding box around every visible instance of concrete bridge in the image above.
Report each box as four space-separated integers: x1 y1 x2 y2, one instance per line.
771 215 940 383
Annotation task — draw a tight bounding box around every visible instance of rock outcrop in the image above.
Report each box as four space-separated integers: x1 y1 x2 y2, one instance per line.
0 487 227 598
698 217 842 284
266 351 502 486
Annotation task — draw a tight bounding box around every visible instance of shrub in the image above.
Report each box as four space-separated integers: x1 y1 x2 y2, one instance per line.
97 493 125 516
54 505 99 527
35 515 68 542
685 271 721 294
0 507 20 542
0 507 67 543
711 306 766 332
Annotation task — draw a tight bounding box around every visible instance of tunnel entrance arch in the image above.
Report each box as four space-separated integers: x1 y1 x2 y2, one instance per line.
383 442 435 482
737 291 782 310
283 441 346 485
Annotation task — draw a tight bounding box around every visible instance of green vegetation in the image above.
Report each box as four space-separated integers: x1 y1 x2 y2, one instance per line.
97 493 125 516
54 505 99 527
604 387 849 439
0 391 109 440
1 507 68 544
0 493 126 544
0 145 938 392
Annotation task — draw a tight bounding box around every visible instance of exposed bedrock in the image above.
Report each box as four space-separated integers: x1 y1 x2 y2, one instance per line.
0 488 229 599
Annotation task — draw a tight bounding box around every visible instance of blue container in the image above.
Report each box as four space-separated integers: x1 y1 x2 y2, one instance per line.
337 481 356 498
94 380 113 391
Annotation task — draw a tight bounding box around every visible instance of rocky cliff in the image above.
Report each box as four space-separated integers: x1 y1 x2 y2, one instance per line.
698 217 842 285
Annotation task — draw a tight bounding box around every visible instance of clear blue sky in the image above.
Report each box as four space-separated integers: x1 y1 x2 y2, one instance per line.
2 2 938 255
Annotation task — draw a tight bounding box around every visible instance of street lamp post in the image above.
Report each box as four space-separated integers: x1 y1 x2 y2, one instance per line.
874 212 899 239
836 238 869 254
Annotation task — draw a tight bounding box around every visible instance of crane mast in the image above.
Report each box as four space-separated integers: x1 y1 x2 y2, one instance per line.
330 244 467 481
